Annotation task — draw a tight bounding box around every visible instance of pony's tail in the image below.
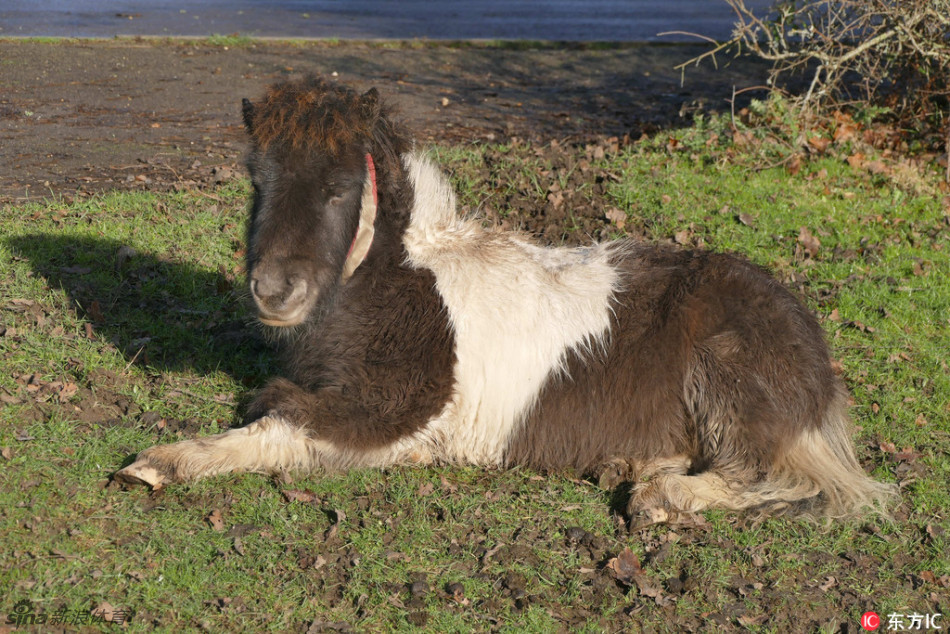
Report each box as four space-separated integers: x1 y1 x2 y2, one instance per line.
753 388 898 519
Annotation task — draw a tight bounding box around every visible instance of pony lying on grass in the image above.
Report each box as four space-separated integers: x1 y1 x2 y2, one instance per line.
116 75 895 527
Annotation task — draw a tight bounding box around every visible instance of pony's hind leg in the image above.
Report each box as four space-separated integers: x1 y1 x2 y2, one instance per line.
627 469 765 528
115 416 320 489
625 410 898 528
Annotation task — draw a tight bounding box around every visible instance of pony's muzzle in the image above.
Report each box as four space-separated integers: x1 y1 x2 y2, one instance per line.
250 267 309 327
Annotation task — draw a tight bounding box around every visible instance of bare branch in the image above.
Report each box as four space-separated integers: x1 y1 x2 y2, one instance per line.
691 0 950 130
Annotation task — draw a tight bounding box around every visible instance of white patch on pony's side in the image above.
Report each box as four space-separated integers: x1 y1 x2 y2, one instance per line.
401 153 621 465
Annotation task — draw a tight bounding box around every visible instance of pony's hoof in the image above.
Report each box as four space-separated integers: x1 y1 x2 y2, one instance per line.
114 459 170 490
627 505 670 530
595 457 634 490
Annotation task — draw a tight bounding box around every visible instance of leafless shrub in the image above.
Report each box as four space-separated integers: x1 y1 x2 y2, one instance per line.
683 1 949 130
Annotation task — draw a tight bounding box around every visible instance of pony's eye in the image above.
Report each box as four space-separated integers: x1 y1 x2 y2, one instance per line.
328 193 346 205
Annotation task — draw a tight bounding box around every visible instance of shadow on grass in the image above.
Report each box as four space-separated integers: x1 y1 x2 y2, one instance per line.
6 233 277 389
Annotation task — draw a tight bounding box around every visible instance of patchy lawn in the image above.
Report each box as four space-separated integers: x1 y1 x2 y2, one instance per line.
1 123 948 632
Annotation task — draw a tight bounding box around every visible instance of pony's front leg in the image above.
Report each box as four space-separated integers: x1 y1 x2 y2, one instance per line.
115 415 322 489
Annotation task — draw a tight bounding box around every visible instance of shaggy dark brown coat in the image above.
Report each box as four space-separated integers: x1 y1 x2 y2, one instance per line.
116 75 895 526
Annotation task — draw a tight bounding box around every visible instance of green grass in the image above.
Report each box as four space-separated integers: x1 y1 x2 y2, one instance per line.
203 34 255 48
1 130 948 631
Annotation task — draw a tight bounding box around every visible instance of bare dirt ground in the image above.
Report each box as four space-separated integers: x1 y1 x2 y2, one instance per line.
0 39 773 203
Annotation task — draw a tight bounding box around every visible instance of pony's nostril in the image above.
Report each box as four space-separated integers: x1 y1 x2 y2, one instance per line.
286 277 307 302
250 271 280 302
251 269 308 316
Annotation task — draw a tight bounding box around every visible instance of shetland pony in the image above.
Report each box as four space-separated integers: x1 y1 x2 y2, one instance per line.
116 76 895 526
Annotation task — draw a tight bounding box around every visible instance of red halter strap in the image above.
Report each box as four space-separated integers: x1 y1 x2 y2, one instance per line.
346 153 377 260
365 153 378 206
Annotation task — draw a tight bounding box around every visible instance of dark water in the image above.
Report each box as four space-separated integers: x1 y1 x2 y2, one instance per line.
0 0 771 42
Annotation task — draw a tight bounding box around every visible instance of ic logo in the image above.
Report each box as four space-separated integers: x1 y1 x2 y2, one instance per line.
861 612 881 631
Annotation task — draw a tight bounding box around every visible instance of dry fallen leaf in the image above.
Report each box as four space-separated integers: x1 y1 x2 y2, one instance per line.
439 474 458 494
673 230 691 245
894 447 922 462
846 320 875 334
834 123 858 144
732 130 754 146
786 153 802 175
797 226 821 258
606 548 669 604
207 509 225 532
738 614 767 627
282 489 320 505
325 509 346 540
58 382 78 403
736 212 755 227
819 576 837 591
807 134 832 153
605 207 627 230
606 547 643 585
92 601 115 622
25 375 42 393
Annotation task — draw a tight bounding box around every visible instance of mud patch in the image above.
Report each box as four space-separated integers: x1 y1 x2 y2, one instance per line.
0 40 774 203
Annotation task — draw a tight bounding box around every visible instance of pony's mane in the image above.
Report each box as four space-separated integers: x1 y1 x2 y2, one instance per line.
246 75 380 155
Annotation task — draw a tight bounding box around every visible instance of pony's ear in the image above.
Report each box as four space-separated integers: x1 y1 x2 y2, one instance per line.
241 98 255 133
359 88 381 122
